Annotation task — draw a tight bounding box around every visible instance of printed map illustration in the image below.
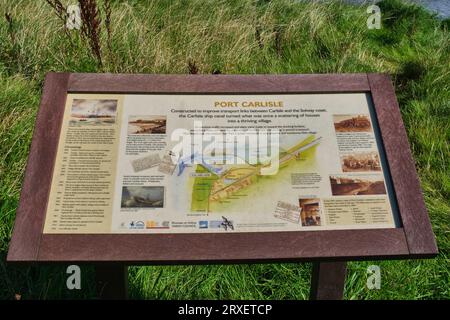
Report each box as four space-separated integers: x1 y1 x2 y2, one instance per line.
182 135 321 213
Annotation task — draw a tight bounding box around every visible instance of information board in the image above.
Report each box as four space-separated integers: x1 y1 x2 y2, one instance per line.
44 93 399 234
7 73 437 264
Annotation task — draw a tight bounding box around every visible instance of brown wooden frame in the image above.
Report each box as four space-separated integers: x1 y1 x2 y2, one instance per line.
7 73 438 264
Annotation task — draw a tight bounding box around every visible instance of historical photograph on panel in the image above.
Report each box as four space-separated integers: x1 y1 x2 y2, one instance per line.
69 99 117 125
128 115 167 134
333 114 371 132
329 174 387 196
340 152 381 172
121 186 164 208
299 198 321 227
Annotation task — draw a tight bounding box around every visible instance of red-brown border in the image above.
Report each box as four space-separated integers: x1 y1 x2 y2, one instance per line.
7 73 438 264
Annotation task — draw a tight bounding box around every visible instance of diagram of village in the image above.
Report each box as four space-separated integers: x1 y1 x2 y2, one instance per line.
188 135 322 214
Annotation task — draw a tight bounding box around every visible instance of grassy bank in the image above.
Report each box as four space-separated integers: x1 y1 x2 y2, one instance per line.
0 0 448 299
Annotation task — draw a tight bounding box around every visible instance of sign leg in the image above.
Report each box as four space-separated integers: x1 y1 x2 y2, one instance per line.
309 262 347 300
95 265 128 300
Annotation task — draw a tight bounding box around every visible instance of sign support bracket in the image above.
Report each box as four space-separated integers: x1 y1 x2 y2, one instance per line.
309 261 347 300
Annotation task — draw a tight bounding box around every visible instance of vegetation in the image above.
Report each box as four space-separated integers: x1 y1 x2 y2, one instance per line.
0 0 448 299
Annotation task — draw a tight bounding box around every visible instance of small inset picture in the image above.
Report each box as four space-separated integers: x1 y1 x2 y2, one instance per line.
299 198 321 227
341 152 381 172
70 99 117 125
128 115 166 134
131 153 161 172
158 150 178 175
273 201 301 224
333 114 371 132
121 186 164 208
330 174 386 196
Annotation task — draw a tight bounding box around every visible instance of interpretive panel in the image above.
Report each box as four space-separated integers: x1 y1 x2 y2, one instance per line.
43 93 398 234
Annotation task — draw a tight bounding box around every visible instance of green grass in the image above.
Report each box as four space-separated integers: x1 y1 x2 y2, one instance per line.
0 0 449 299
